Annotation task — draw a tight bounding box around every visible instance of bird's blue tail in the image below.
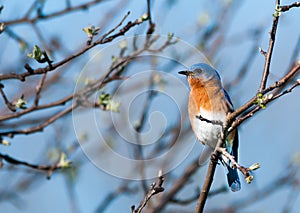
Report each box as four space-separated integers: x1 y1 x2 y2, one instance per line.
227 166 241 192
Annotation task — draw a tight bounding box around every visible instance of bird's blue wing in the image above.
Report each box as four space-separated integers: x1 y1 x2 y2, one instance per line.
222 88 234 111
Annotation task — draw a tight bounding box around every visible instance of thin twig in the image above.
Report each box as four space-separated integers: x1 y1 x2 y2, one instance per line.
132 175 165 213
270 79 300 100
0 105 74 137
4 0 105 26
98 11 131 42
34 73 47 106
170 185 227 205
0 94 73 122
258 0 281 92
0 84 16 112
95 181 137 212
280 2 300 12
0 152 70 179
134 72 158 194
228 63 300 132
0 13 145 81
146 0 155 35
195 136 224 213
148 159 199 213
216 147 254 182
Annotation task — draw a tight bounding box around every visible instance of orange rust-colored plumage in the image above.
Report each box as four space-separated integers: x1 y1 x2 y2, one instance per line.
187 77 230 113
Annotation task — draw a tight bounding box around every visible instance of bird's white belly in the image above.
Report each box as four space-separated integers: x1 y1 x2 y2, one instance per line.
192 109 226 148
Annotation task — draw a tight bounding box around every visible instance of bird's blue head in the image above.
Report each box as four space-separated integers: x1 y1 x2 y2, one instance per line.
178 63 221 82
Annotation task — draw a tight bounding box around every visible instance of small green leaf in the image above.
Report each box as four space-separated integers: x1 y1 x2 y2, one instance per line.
139 13 149 23
83 25 100 37
27 45 43 61
19 41 27 52
1 140 11 146
273 4 282 17
245 175 254 184
111 55 117 63
153 73 167 92
84 77 90 85
168 32 174 39
134 120 141 130
15 95 27 109
118 39 127 49
98 92 120 112
59 152 72 168
197 12 210 26
79 133 88 142
99 93 111 107
254 93 267 109
107 101 121 113
292 152 300 165
248 163 260 171
0 23 6 33
137 13 149 23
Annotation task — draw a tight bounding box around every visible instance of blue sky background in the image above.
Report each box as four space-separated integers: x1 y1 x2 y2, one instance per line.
0 0 300 212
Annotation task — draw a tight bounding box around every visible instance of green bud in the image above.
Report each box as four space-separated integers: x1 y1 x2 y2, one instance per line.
0 23 5 33
107 101 121 113
153 73 167 92
83 25 100 37
1 140 11 146
27 45 43 61
111 55 117 62
168 32 174 39
99 93 111 107
19 41 27 52
248 163 260 171
15 95 27 109
198 12 210 26
59 152 72 168
98 92 120 112
291 152 300 166
118 39 127 49
134 120 141 130
273 4 282 17
139 13 149 22
245 175 254 184
254 93 267 109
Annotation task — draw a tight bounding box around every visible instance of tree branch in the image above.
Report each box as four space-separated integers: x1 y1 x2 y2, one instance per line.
0 152 71 179
4 0 106 26
280 1 300 12
0 12 146 81
195 151 220 213
258 0 281 92
131 174 165 213
0 84 16 112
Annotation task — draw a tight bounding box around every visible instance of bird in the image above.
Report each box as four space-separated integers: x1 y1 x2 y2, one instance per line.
178 63 241 192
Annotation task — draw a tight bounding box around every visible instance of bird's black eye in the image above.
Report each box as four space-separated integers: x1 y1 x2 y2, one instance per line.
194 68 202 73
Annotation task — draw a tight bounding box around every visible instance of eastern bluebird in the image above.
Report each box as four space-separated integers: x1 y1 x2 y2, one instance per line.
179 63 241 192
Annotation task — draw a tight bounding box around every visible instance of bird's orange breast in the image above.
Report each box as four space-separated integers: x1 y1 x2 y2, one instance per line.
187 78 219 113
187 77 229 122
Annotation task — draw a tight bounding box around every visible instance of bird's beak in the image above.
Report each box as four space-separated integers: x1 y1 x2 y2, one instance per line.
178 71 193 76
